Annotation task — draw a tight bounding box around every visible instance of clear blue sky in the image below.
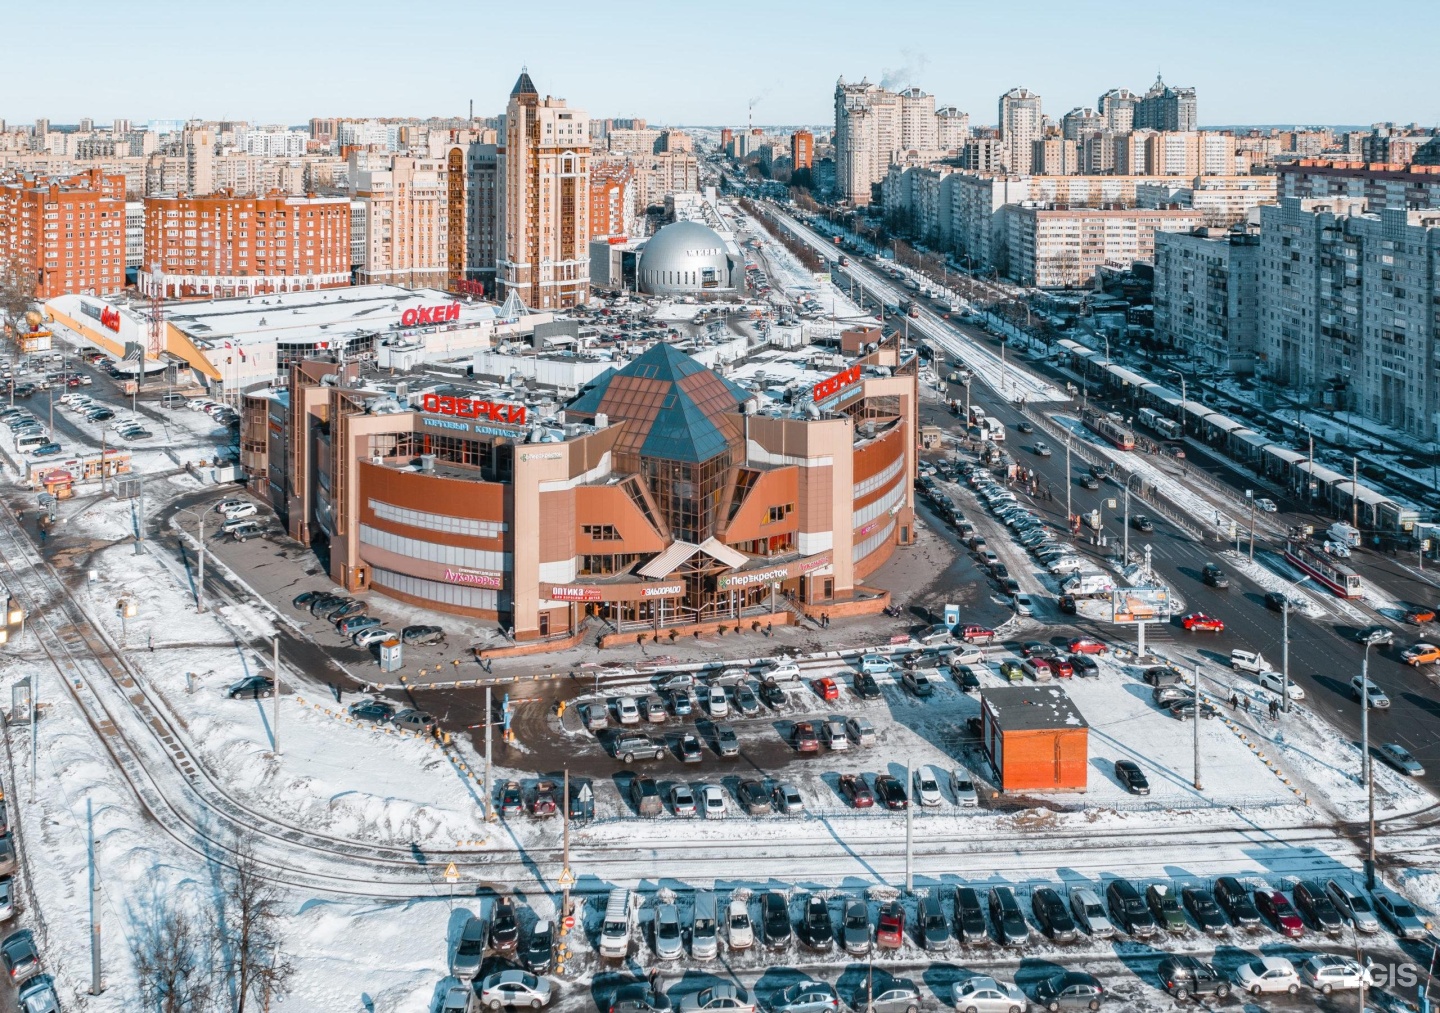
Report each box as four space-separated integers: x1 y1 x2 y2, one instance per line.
8 0 1437 129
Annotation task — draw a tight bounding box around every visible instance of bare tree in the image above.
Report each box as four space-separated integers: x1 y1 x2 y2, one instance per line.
219 836 294 1013
131 893 219 1013
0 256 36 337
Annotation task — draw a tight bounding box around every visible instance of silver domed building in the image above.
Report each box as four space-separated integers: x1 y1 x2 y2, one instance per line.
637 221 741 297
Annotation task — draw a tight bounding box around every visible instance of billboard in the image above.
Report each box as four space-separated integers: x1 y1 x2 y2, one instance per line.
1110 587 1172 625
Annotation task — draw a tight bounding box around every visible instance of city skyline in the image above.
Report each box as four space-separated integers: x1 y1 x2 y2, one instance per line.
7 0 1439 126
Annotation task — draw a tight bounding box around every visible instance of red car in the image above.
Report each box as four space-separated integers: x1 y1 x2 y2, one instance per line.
812 677 839 701
875 901 905 949
1405 608 1437 625
529 780 558 817
1254 890 1305 938
1050 658 1075 678
1181 612 1225 633
839 773 874 808
1067 638 1108 655
792 721 820 753
959 625 996 644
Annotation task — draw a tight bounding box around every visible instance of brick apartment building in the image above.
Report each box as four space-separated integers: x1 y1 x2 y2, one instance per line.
0 168 127 298
140 190 352 299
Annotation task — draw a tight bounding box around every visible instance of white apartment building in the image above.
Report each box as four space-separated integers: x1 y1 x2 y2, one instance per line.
1259 197 1440 439
935 107 970 151
833 78 901 205
898 88 937 152
1153 228 1261 374
1006 204 1202 287
338 120 400 151
125 200 144 269
998 87 1042 175
1135 175 1277 226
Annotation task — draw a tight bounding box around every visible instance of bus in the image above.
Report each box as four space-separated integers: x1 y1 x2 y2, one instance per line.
1138 406 1183 440
984 417 1006 442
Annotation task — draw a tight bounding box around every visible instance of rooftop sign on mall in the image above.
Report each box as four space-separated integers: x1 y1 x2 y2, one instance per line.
421 393 528 426
400 303 461 327
812 364 861 403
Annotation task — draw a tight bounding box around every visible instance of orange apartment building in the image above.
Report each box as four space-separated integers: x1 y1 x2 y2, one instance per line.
589 161 634 241
141 190 352 299
791 130 814 170
0 168 127 298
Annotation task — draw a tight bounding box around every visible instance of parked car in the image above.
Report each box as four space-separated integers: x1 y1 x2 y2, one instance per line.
1180 886 1227 934
1069 888 1114 938
845 717 876 747
1378 742 1426 776
498 781 524 816
912 766 943 807
1113 760 1149 795
707 684 730 717
401 625 445 645
615 697 642 725
1325 880 1380 933
1373 886 1432 938
1157 956 1230 1002
653 902 683 960
452 915 486 980
791 721 819 753
713 724 739 758
841 897 870 955
953 976 1027 1013
629 776 662 817
669 783 697 817
796 895 835 952
478 969 552 1009
1299 955 1368 995
1214 876 1261 929
347 698 395 724
727 899 754 950
987 886 1028 946
391 708 436 734
1293 880 1344 935
768 981 838 1013
1145 884 1186 933
760 891 792 947
1106 879 1156 938
16 977 59 1013
811 677 839 701
772 782 804 815
225 675 274 699
1032 887 1078 943
1233 957 1300 996
840 774 874 808
900 670 936 698
0 930 39 984
874 774 908 810
875 900 905 949
1032 971 1104 1012
737 779 770 816
852 975 920 1013
1254 889 1305 938
610 985 671 1013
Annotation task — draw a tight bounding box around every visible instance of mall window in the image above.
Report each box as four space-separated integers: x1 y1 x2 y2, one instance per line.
580 553 641 576
582 524 621 541
767 504 794 523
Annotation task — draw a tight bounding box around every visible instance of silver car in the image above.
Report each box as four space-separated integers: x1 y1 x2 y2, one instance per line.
1325 880 1380 933
952 975 1027 1013
950 770 979 807
841 897 870 955
1373 887 1431 939
452 915 486 980
479 970 553 1009
654 903 683 961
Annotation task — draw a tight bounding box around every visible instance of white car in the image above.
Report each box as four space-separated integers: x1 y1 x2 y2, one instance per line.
615 697 641 725
766 661 802 681
1256 670 1305 699
215 497 247 515
1299 955 1368 994
952 975 1027 1013
701 784 726 819
950 771 979 807
353 627 396 648
478 970 553 1009
1233 957 1300 995
727 898 754 949
1255 498 1277 512
859 654 896 675
706 684 729 717
913 766 943 807
1013 593 1034 617
1067 887 1114 938
221 502 257 520
0 878 12 922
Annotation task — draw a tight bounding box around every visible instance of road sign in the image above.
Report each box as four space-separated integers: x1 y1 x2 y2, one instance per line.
444 862 459 883
557 867 575 890
562 916 576 930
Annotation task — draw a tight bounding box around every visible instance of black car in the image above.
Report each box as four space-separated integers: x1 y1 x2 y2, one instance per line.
1017 421 1034 434
758 680 785 707
1032 887 1078 942
1106 879 1157 938
853 672 882 700
490 897 520 953
953 886 988 943
520 920 554 973
1180 886 1227 934
950 665 982 692
347 698 395 723
1130 515 1154 533
1058 595 1077 615
760 891 792 947
874 775 908 810
914 893 948 950
1293 880 1344 935
1157 956 1230 1001
1354 625 1393 645
988 886 1028 946
1069 655 1098 677
309 594 348 616
1033 971 1104 1012
1114 760 1150 795
991 562 1010 580
402 624 445 645
292 590 321 609
226 675 274 699
1201 563 1229 588
1079 474 1100 490
608 985 671 1013
1263 591 1298 612
1213 876 1261 929
796 894 834 951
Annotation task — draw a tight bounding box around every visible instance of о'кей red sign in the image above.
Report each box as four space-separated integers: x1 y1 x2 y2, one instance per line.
812 364 861 402
400 304 461 327
421 393 528 426
99 307 121 332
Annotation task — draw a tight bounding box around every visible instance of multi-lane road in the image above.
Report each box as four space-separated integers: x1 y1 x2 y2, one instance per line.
767 203 1440 801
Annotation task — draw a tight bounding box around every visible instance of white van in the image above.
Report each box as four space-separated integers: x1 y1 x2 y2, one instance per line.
598 888 633 959
15 434 48 452
691 890 718 960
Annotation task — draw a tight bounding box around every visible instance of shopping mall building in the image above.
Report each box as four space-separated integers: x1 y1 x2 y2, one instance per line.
244 334 917 642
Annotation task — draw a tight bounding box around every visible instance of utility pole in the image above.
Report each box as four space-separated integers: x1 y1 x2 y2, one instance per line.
89 798 102 994
1065 440 1072 537
1281 600 1291 715
29 672 37 802
484 685 494 821
1249 493 1257 561
271 637 280 755
1192 663 1202 790
1352 455 1360 531
196 512 206 612
560 768 573 919
904 760 913 893
1123 481 1131 563
133 475 145 555
1361 640 1375 889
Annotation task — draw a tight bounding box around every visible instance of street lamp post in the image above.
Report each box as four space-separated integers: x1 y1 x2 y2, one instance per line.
177 507 207 613
1279 575 1309 714
1360 636 1377 889
1065 440 1072 538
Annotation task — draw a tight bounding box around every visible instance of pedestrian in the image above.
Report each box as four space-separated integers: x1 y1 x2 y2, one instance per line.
1241 696 1250 713
649 968 662 994
1229 693 1238 710
148 634 153 652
